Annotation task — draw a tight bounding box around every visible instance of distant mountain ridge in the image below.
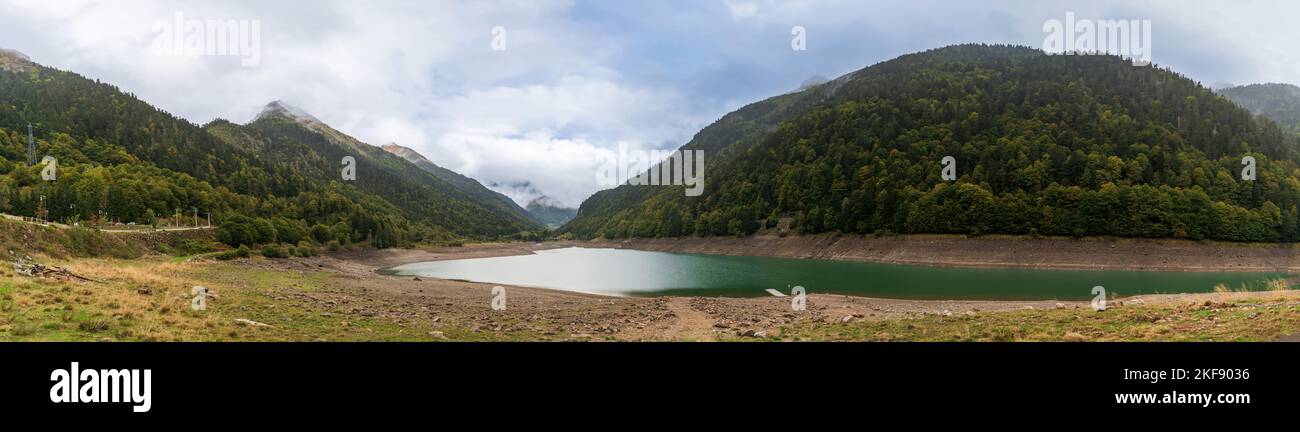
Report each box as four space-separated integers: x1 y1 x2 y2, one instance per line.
206 101 543 239
1219 83 1300 135
525 196 577 227
380 142 535 224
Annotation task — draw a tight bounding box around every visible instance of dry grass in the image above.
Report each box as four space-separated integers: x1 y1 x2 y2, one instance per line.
3 254 1298 342
1 255 460 341
774 291 1300 342
1 257 237 341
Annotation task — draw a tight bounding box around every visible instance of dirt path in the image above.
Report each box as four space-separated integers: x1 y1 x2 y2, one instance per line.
660 297 717 341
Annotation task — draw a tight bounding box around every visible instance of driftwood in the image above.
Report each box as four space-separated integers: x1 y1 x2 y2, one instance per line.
11 258 99 282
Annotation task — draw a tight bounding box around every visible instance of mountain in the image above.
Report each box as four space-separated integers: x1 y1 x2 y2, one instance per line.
525 196 577 228
0 52 540 247
380 142 533 223
203 101 543 241
0 48 30 71
1218 83 1300 134
563 44 1300 243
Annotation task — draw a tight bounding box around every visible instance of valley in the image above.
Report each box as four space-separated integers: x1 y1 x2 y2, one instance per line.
4 44 1300 343
6 1 1300 417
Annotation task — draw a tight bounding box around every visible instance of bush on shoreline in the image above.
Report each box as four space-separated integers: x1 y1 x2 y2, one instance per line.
261 244 289 259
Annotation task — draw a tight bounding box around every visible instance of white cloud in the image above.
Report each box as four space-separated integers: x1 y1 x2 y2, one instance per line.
0 0 710 208
1 0 1297 209
722 0 759 19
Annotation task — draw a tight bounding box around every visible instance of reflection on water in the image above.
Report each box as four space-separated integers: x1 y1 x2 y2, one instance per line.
382 247 1290 300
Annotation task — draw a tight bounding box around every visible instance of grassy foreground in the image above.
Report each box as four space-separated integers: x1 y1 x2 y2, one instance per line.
1 253 1297 342
0 257 437 341
771 295 1299 342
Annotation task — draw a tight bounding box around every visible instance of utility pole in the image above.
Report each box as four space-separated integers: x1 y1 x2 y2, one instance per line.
27 123 35 166
193 208 198 227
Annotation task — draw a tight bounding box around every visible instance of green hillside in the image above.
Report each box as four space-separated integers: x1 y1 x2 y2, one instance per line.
0 52 539 247
563 44 1300 242
1219 83 1300 135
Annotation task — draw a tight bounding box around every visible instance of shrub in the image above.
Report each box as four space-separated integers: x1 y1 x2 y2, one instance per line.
216 244 253 261
261 244 289 259
217 215 260 247
166 238 212 256
252 218 278 244
294 241 318 257
311 224 333 243
272 217 309 244
326 240 341 252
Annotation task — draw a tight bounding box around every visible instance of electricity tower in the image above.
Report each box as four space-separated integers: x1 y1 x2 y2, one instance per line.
27 123 36 166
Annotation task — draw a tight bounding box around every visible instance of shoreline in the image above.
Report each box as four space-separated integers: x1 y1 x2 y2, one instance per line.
8 241 1293 342
577 234 1300 274
344 240 1299 305
348 235 1300 303
321 243 1297 341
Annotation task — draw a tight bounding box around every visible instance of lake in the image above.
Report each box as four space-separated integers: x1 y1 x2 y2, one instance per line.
381 247 1290 300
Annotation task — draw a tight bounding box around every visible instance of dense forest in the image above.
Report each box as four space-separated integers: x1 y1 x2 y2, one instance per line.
1219 83 1300 135
563 44 1300 243
0 52 540 248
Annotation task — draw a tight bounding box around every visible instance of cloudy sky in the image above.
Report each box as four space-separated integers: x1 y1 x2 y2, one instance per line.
2 0 1297 207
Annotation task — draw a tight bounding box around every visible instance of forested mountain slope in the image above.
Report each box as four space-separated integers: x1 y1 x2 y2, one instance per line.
380 142 534 224
0 50 539 247
205 103 539 239
1219 83 1300 135
563 44 1300 242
